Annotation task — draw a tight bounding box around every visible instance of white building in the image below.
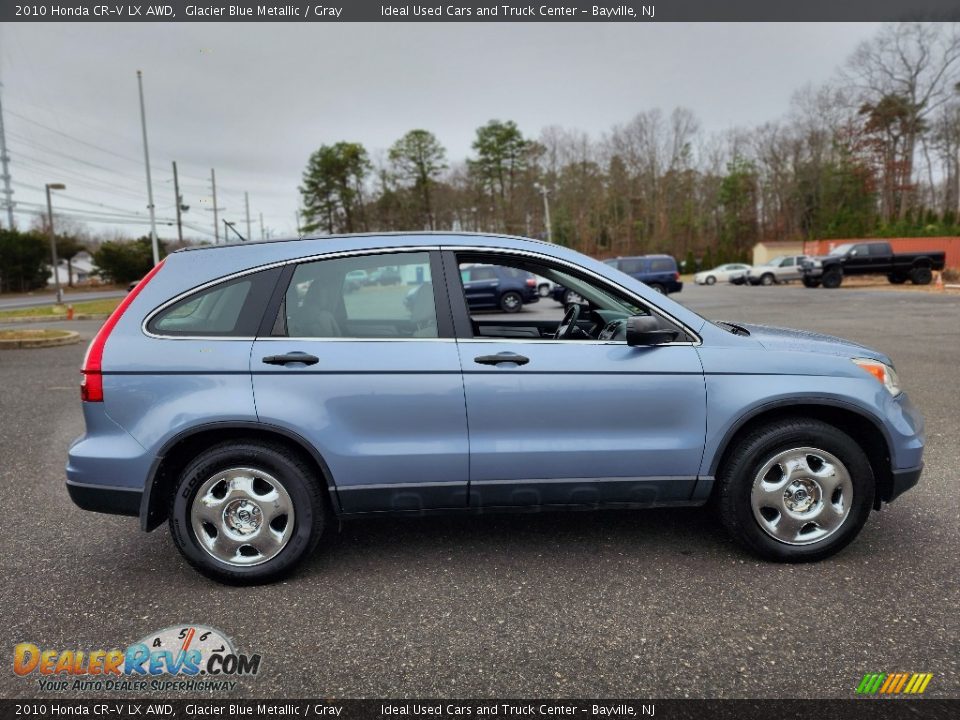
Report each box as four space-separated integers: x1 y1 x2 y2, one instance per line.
48 250 98 287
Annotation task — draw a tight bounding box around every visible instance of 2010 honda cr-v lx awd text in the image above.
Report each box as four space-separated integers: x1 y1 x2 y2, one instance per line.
67 233 925 584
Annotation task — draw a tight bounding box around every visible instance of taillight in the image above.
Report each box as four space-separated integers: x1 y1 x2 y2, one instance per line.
81 259 165 402
526 278 537 287
674 272 680 280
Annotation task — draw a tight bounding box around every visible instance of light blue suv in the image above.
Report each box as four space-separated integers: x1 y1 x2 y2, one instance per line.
67 233 925 584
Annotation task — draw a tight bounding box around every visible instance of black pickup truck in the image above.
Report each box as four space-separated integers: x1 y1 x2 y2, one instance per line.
800 241 946 288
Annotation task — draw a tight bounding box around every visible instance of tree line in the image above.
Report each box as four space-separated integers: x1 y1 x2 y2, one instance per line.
299 22 960 267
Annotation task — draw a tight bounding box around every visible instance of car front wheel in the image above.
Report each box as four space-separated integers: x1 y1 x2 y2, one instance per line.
716 418 874 562
169 441 325 584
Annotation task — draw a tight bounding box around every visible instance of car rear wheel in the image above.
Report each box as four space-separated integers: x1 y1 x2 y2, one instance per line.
705 275 716 285
716 418 874 562
499 291 523 313
648 283 666 294
909 267 932 285
169 441 325 584
760 273 775 286
538 283 551 297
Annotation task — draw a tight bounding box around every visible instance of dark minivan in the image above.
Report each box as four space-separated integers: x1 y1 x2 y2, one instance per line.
603 255 683 294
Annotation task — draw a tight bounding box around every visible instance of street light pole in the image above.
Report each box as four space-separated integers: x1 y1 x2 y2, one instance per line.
136 70 159 265
172 161 184 244
45 183 66 304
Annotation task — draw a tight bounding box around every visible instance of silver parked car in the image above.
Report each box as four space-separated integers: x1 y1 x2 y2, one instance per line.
745 255 809 286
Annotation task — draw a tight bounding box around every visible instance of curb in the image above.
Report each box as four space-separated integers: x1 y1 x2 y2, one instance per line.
0 313 109 325
0 330 81 350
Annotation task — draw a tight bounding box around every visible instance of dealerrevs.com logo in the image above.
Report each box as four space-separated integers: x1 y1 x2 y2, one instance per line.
13 625 260 693
856 673 934 695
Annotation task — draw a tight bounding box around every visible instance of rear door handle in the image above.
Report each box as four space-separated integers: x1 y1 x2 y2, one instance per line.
262 352 320 366
474 352 530 366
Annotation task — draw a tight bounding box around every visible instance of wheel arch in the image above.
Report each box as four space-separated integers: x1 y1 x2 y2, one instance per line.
140 421 339 531
708 400 894 510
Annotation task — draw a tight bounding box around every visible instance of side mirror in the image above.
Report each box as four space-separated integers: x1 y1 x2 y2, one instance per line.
626 315 680 346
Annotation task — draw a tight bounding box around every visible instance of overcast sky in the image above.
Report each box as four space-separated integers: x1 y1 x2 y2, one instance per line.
0 22 882 242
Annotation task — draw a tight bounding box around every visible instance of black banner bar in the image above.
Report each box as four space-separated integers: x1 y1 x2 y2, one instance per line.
1 700 959 720
3 0 960 23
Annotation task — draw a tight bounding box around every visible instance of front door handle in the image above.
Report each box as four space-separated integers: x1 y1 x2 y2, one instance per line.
262 352 320 366
474 352 530 366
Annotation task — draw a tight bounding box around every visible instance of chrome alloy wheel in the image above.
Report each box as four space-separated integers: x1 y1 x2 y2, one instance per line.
750 447 853 546
190 467 295 566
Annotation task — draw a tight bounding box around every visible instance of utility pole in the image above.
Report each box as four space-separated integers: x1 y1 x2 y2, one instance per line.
45 183 66 304
536 184 553 243
210 168 219 244
244 191 252 242
0 82 15 229
136 71 159 266
259 212 265 241
172 161 184 244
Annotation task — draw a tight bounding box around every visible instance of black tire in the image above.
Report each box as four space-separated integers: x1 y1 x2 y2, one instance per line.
705 275 716 285
169 441 326 585
499 291 523 313
888 274 907 285
822 270 843 289
802 276 821 288
561 289 581 305
760 273 775 286
909 266 932 285
716 418 874 562
649 283 666 294
538 284 551 297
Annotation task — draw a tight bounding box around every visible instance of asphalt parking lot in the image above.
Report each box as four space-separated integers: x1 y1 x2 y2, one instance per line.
1 283 957 699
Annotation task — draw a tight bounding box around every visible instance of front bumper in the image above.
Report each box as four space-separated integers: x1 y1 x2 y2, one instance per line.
888 464 924 503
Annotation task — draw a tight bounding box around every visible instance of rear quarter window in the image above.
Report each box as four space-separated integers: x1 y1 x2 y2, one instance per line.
146 268 280 337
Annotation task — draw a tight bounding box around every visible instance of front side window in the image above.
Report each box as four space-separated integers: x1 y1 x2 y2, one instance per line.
283 252 438 339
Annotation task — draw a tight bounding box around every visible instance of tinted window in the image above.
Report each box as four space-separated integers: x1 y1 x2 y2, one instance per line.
648 258 676 272
782 257 795 267
148 269 279 337
466 266 497 281
869 243 889 256
618 258 646 274
284 252 437 339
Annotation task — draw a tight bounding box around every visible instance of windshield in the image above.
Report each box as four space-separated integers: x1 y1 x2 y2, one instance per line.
829 244 854 256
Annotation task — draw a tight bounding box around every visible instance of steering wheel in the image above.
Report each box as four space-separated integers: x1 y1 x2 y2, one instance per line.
554 302 582 340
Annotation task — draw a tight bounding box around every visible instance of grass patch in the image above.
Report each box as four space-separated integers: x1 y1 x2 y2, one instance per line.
0 329 73 340
0 297 121 320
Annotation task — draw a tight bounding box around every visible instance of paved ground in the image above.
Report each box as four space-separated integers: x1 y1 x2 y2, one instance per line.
1 283 957 699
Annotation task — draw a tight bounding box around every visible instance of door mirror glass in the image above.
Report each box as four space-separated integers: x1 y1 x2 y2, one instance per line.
626 315 679 346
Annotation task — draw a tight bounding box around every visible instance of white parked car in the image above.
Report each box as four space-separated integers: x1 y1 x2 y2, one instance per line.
745 255 808 286
534 275 555 297
694 263 751 285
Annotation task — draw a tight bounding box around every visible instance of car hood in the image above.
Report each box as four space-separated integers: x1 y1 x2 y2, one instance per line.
736 323 891 364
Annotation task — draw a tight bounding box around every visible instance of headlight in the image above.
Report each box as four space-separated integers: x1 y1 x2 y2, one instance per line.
852 358 901 396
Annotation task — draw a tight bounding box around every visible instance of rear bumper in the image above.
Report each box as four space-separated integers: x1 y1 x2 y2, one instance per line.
66 480 142 517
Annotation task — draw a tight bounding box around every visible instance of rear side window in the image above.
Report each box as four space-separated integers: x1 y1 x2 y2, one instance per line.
648 258 676 272
147 268 280 337
618 258 646 274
